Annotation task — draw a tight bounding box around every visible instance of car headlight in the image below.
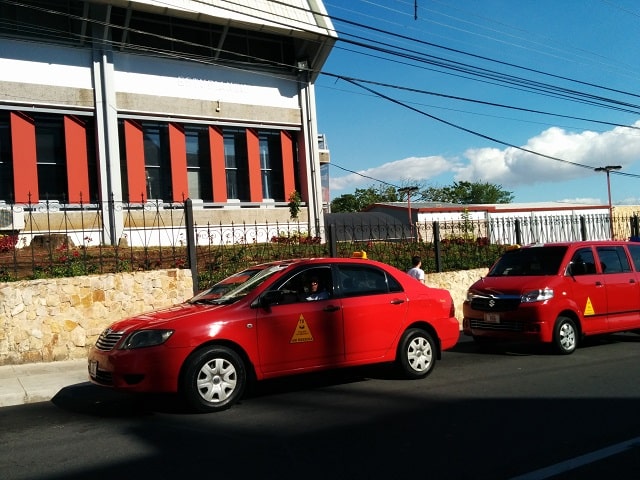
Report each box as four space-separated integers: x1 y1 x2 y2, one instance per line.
521 288 554 303
120 330 174 349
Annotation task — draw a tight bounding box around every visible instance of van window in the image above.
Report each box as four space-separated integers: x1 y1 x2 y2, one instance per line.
627 244 640 271
568 248 597 276
595 246 631 274
487 246 568 277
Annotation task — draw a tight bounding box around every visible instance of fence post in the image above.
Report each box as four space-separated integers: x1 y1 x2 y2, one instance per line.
328 223 337 257
515 219 522 245
433 221 442 273
580 216 587 241
631 215 639 238
184 198 198 295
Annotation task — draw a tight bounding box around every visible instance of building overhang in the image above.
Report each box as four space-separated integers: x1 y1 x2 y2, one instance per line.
89 0 337 81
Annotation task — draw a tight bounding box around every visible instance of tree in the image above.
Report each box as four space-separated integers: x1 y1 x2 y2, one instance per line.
287 190 301 219
330 193 360 212
330 185 400 212
421 181 513 204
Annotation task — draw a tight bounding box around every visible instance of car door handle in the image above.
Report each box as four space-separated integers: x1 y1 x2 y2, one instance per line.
630 279 636 284
595 281 603 286
390 299 405 304
323 305 341 312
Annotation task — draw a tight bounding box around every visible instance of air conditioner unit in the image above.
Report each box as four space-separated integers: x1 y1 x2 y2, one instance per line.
0 209 25 231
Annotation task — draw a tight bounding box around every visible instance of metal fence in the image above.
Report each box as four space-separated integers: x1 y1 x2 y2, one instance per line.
1 198 639 290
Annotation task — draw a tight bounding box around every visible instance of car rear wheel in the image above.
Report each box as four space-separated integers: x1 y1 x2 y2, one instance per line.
181 346 246 412
397 328 436 379
553 316 578 355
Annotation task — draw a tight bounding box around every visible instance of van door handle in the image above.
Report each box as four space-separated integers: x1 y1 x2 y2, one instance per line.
324 305 341 312
630 279 636 284
595 281 603 286
391 299 405 304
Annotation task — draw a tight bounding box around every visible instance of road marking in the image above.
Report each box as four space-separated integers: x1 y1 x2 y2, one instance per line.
510 436 640 480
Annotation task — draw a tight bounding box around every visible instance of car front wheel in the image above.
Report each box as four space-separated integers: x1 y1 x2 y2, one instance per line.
553 316 578 355
181 346 246 412
397 328 436 379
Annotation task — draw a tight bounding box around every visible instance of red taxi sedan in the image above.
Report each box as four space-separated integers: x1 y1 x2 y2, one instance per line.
88 254 460 412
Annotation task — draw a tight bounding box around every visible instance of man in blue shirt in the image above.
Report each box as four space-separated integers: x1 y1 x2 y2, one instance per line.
306 276 329 300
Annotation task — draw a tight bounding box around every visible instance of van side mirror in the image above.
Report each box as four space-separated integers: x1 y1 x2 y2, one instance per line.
567 262 585 276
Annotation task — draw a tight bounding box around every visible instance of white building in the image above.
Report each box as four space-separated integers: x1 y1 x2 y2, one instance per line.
0 0 336 245
367 201 612 244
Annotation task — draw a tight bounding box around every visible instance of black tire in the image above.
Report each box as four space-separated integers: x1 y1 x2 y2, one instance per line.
180 346 246 412
396 328 437 379
553 316 578 355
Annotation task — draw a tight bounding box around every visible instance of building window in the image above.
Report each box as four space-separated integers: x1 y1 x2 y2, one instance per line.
83 119 99 204
185 125 212 201
36 114 67 202
259 131 284 201
142 122 171 201
0 0 84 46
118 121 129 201
224 129 248 201
109 7 294 69
0 112 12 202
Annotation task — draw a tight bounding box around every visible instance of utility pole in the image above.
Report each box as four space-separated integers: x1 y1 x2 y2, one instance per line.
398 186 419 240
594 165 621 240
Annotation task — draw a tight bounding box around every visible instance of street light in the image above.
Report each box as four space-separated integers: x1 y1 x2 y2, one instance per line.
398 186 419 240
594 165 621 239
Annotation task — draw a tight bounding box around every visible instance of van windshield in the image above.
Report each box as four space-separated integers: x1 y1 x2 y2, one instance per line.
488 246 568 277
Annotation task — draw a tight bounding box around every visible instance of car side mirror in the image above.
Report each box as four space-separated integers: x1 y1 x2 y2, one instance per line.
257 290 283 308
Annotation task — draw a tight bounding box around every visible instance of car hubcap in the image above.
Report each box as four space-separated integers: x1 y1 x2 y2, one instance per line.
407 337 432 372
197 358 237 403
559 323 575 350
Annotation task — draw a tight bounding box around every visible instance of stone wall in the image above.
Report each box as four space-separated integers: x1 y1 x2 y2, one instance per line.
0 269 194 366
426 268 486 327
0 267 485 366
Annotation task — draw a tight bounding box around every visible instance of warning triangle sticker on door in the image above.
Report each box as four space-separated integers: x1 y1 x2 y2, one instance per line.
584 297 595 316
290 314 314 343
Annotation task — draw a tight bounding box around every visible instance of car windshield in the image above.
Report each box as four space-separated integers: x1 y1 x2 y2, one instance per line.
189 264 289 304
487 246 568 277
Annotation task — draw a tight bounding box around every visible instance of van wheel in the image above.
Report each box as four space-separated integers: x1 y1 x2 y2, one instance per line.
181 346 246 412
397 328 436 379
553 316 578 355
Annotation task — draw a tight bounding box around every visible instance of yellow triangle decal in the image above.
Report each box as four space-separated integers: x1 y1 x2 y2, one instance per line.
584 297 595 316
290 314 314 343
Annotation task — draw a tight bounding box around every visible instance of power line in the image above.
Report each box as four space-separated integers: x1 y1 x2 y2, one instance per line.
330 76 640 182
320 71 640 132
3 0 640 184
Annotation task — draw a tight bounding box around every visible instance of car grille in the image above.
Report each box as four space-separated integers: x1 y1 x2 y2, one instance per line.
92 369 113 385
95 329 124 351
470 318 525 332
470 295 521 312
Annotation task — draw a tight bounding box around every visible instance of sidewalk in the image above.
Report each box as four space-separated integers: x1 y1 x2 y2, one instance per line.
0 359 88 407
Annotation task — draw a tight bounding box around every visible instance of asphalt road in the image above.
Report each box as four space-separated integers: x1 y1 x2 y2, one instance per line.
1 334 640 480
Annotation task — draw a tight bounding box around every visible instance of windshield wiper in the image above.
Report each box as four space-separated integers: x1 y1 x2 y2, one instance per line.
189 298 217 305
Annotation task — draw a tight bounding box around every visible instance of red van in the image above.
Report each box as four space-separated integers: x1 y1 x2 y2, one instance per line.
462 241 640 354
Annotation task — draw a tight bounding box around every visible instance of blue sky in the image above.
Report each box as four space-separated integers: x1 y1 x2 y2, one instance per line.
315 0 640 205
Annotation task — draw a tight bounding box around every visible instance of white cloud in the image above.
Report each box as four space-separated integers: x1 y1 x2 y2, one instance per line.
456 121 640 186
619 196 640 206
557 197 602 205
330 155 453 191
328 121 640 202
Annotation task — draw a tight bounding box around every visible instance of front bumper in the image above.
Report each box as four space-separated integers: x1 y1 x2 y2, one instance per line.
88 345 190 393
462 304 553 343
